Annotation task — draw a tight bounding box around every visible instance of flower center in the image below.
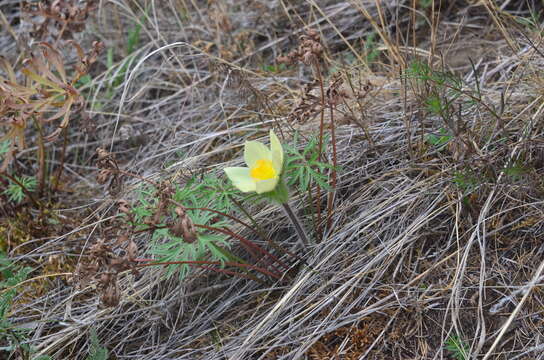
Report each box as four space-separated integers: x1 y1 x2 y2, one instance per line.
250 159 276 181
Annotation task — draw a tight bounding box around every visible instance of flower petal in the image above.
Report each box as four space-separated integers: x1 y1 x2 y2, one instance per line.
255 177 279 194
224 167 256 192
270 130 283 174
244 140 271 168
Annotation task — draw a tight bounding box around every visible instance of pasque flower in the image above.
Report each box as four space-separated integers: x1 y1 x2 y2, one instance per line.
224 130 284 194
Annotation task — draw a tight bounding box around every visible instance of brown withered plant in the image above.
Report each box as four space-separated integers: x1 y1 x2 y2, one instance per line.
95 147 123 196
0 40 102 198
22 0 98 43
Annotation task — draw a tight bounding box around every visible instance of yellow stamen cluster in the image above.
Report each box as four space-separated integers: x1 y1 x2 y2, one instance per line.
250 159 276 181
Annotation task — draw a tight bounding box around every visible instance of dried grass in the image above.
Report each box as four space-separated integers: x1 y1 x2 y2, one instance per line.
2 0 544 359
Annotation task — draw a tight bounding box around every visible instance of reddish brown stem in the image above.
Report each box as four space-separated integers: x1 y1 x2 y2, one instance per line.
53 127 68 192
326 102 337 231
314 60 326 242
195 224 285 276
184 206 290 270
34 118 46 197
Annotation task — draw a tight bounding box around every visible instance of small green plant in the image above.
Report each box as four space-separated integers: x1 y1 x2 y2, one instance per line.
514 10 543 33
0 140 9 160
262 63 285 73
132 176 236 279
284 132 334 192
0 252 34 357
420 0 433 9
452 170 482 193
82 147 289 308
86 328 108 360
445 335 469 360
363 32 381 65
504 161 528 182
403 60 490 158
104 14 145 95
426 128 452 149
3 175 37 204
0 40 102 198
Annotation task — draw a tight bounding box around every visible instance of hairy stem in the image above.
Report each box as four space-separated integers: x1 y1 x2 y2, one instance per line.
281 202 309 249
228 196 296 266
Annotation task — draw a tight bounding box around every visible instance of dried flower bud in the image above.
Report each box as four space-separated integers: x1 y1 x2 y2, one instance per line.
170 207 197 243
89 239 112 259
100 283 120 307
307 29 319 40
302 52 314 65
96 147 110 161
97 169 110 184
302 39 314 48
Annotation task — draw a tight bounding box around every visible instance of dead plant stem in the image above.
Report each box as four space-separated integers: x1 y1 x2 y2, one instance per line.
314 60 326 241
34 118 46 197
326 102 337 231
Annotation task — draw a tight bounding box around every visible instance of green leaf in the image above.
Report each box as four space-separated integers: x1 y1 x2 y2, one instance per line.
86 328 108 360
0 140 10 160
106 48 114 69
261 179 289 204
426 128 452 147
127 23 142 55
3 176 37 204
76 74 92 88
445 335 469 360
0 252 33 353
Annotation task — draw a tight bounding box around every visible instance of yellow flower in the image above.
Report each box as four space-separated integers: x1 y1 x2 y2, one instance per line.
224 130 284 194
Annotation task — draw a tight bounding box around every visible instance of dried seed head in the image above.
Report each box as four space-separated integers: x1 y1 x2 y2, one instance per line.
307 29 319 40
97 169 110 184
311 43 323 55
302 52 315 65
89 239 112 259
170 207 197 243
115 233 129 247
100 283 120 307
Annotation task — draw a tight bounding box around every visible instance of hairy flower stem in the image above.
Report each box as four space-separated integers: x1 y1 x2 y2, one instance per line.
281 202 309 249
228 196 295 267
